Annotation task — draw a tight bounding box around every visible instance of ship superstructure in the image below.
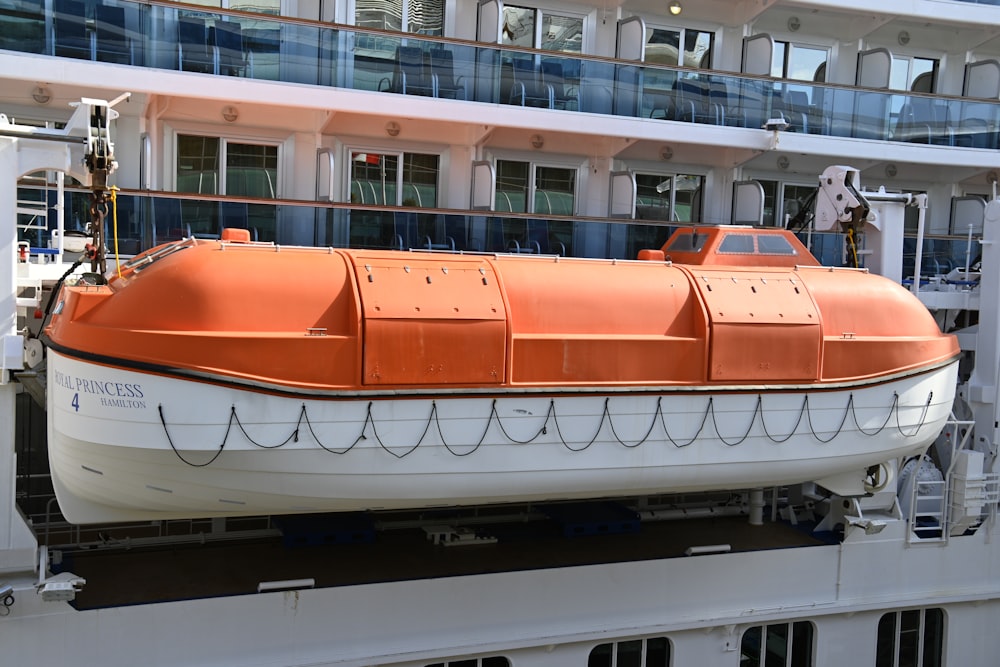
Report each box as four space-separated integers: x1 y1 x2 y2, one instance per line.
3 1 1000 665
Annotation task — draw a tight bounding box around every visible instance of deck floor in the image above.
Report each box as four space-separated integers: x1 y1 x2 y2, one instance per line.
63 513 830 610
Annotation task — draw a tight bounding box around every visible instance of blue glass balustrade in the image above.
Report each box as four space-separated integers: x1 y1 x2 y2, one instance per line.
15 188 977 287
2 0 998 149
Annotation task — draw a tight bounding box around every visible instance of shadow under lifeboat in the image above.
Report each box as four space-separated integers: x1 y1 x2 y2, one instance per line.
43 226 959 523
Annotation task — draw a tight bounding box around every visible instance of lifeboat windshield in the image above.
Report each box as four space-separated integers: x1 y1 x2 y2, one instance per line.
121 238 194 273
658 226 819 268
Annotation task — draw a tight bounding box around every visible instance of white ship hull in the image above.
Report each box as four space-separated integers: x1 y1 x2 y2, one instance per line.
48 352 959 523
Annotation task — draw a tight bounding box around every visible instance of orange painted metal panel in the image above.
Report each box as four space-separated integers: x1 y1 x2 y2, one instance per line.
708 323 821 381
351 254 505 321
511 335 706 385
495 257 709 384
48 243 364 389
800 268 957 380
351 254 507 386
822 337 958 381
690 269 821 382
365 319 506 385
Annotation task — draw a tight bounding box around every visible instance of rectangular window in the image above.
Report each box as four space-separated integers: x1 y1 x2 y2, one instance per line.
740 621 814 667
348 150 441 250
357 0 442 35
176 135 278 197
349 151 439 207
424 658 510 667
635 172 703 222
626 171 703 259
589 636 672 667
890 56 937 92
175 134 278 240
645 27 713 68
495 160 577 216
503 5 583 53
876 608 944 667
540 13 582 53
753 181 823 230
494 159 574 255
772 42 828 82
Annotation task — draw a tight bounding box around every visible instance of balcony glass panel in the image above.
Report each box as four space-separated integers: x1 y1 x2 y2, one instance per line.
15 186 973 293
2 0 998 150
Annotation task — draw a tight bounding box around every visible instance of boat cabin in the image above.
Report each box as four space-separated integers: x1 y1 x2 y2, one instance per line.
641 226 821 268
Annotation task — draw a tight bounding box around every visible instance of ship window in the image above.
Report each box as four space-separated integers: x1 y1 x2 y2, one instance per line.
740 621 814 667
635 173 703 223
175 134 279 241
495 160 576 215
625 172 704 259
876 608 944 667
176 135 278 198
494 159 575 255
349 151 439 207
890 56 938 93
347 150 441 249
424 657 510 667
503 5 583 53
772 41 828 82
356 0 443 35
588 636 671 666
644 27 714 68
754 181 816 229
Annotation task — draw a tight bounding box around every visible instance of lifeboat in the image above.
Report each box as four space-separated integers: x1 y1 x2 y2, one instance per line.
44 226 959 523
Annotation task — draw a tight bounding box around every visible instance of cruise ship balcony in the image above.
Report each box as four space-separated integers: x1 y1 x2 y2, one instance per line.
3 0 1000 154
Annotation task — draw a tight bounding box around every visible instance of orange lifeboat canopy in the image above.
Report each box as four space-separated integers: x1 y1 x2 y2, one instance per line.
651 226 821 268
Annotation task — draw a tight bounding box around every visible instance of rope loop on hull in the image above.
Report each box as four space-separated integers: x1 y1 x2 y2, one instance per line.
157 390 935 467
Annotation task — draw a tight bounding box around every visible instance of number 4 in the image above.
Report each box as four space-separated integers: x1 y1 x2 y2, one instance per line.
71 393 80 412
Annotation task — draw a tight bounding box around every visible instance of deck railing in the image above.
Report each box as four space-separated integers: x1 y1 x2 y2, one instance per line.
2 0 999 149
13 185 984 278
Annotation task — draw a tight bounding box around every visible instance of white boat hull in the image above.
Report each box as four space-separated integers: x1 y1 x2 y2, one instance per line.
47 352 959 523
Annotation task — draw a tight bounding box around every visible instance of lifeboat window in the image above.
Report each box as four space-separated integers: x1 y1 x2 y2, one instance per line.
122 239 191 271
718 233 755 254
756 234 797 255
740 621 814 667
665 232 708 253
588 636 671 666
876 608 943 667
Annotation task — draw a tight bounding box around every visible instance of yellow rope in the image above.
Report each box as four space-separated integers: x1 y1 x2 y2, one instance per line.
846 226 859 268
110 186 121 278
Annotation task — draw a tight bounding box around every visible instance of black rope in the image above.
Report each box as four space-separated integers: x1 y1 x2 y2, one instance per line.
605 396 662 449
230 405 299 449
435 399 495 457
758 394 809 444
550 397 607 453
157 388 939 467
659 395 713 448
490 399 553 445
803 393 853 444
852 392 898 436
709 396 759 447
368 400 434 459
299 402 367 454
158 404 229 467
896 391 934 437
